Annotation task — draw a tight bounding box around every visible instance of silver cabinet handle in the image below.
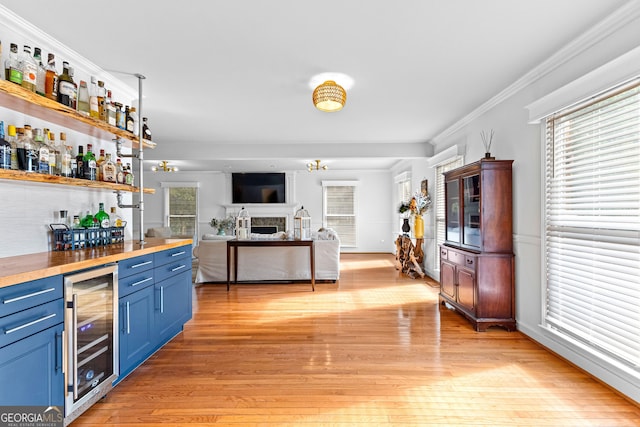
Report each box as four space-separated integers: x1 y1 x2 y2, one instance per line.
171 264 187 272
160 286 164 314
72 294 79 400
171 251 186 257
130 277 153 287
4 313 56 334
130 260 153 269
3 287 56 304
126 301 131 335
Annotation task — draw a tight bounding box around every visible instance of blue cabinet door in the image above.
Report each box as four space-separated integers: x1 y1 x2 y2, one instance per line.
118 285 155 380
0 323 64 406
155 270 192 344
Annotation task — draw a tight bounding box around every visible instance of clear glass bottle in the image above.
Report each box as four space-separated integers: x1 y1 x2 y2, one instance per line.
57 61 76 108
89 76 100 119
59 133 72 177
125 162 135 186
106 90 117 126
18 126 38 172
5 43 23 85
7 125 18 170
102 153 117 183
77 80 90 116
97 81 106 122
142 117 152 141
33 47 46 96
0 121 11 170
115 158 125 184
127 106 139 135
83 143 97 181
94 202 110 228
110 206 123 227
115 102 125 129
44 53 58 101
34 128 50 174
20 45 38 92
47 131 58 175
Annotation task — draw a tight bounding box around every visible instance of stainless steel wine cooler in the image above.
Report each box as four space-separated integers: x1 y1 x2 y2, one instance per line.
63 264 118 425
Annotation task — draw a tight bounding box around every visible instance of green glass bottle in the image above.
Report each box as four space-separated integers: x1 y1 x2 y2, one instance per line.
80 210 95 228
94 203 110 228
83 143 97 180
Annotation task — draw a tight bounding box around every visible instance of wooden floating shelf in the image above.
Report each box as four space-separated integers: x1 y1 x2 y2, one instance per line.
0 80 155 150
0 169 155 194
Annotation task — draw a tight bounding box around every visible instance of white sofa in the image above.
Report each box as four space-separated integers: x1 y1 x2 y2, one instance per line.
193 232 340 283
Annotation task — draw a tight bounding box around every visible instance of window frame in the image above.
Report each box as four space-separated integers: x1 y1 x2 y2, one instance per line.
161 181 200 242
322 180 358 247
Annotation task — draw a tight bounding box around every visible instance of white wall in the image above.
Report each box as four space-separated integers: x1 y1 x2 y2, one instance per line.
142 168 394 253
429 4 640 402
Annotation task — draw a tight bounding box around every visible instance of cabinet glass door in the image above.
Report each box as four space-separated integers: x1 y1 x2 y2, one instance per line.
463 175 481 248
445 180 461 244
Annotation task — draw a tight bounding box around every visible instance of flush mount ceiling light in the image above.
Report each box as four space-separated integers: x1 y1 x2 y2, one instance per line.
307 160 328 172
313 80 347 112
151 160 178 172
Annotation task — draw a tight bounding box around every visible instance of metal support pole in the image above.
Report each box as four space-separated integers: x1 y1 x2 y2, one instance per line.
136 74 146 244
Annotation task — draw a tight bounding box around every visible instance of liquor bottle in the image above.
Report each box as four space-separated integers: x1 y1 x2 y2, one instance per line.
106 90 117 126
94 203 110 228
7 125 18 170
127 106 138 135
5 43 22 85
80 210 95 228
44 53 58 101
68 67 78 109
47 131 58 175
124 162 135 186
57 61 76 108
77 80 90 116
97 81 106 122
34 128 50 174
75 145 84 179
142 117 152 141
59 133 72 177
20 45 38 92
95 149 106 181
0 121 11 170
18 126 37 172
110 206 123 227
33 47 46 96
115 158 125 184
89 77 100 119
102 153 117 183
115 102 125 129
83 143 97 181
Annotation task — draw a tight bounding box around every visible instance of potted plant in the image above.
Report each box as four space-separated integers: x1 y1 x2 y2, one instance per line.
210 216 235 235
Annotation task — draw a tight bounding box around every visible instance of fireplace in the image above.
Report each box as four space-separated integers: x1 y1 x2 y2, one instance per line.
224 203 299 233
251 217 286 234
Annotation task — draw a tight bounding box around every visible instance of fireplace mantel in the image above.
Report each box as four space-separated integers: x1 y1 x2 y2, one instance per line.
223 203 300 231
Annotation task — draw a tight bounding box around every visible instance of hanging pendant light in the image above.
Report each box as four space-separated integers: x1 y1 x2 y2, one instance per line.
312 80 346 112
307 160 328 172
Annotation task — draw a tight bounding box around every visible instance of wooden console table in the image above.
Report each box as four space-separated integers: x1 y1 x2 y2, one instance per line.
226 239 315 291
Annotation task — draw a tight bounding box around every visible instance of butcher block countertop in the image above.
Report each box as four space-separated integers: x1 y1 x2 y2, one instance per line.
0 238 193 289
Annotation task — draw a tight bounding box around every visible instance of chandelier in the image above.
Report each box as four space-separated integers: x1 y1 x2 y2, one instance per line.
312 80 346 112
307 160 328 172
151 160 178 172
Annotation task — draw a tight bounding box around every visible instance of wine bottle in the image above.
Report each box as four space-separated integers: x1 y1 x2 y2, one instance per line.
75 145 84 179
94 203 110 228
57 61 76 108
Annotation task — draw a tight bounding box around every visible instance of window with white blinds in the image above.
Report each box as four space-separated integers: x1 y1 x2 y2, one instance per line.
435 157 463 258
163 184 199 239
323 184 356 247
544 80 640 372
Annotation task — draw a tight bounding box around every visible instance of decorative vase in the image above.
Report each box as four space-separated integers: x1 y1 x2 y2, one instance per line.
402 218 411 234
217 228 226 236
485 152 495 159
414 215 424 239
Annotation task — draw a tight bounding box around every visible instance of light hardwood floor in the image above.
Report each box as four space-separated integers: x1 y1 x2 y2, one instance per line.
73 253 640 426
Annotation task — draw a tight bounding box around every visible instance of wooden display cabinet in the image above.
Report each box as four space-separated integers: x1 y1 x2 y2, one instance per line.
439 159 515 331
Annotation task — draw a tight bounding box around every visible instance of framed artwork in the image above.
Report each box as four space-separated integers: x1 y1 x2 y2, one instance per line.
421 179 428 196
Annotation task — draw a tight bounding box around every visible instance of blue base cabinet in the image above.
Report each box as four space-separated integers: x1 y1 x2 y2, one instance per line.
0 276 64 406
116 244 192 383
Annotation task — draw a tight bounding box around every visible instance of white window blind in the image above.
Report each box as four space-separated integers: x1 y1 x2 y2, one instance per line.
544 80 640 371
323 184 356 247
165 186 198 238
435 157 463 257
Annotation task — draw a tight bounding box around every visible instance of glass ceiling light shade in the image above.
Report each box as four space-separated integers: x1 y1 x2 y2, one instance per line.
313 80 346 112
151 160 178 172
307 160 328 172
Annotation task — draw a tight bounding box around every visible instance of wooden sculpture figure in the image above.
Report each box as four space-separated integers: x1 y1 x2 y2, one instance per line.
394 235 425 279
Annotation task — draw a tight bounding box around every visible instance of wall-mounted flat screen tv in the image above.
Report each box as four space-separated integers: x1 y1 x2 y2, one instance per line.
232 172 286 204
